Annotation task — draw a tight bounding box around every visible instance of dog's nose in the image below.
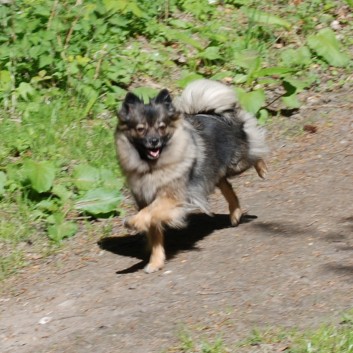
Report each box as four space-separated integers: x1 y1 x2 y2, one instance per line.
150 137 159 147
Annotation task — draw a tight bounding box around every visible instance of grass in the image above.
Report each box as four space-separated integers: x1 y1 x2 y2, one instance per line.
168 310 353 352
0 97 119 279
0 0 352 278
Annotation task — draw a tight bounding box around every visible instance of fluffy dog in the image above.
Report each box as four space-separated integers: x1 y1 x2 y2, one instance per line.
115 79 268 273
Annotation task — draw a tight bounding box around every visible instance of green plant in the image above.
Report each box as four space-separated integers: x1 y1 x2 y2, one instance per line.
1 0 352 279
169 310 353 353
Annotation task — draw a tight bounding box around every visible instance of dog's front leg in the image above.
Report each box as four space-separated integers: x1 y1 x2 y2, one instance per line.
144 225 165 273
125 196 185 233
125 195 186 273
124 207 151 233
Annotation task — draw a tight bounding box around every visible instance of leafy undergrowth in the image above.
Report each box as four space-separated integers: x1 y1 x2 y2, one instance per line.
168 310 353 353
0 0 352 278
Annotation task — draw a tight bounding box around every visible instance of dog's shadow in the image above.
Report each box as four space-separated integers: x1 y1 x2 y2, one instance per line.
98 213 256 274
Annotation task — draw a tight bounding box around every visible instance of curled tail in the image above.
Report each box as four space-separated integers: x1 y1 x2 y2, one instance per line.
174 79 237 115
175 79 269 178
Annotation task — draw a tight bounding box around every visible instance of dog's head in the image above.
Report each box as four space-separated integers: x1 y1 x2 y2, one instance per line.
117 89 180 161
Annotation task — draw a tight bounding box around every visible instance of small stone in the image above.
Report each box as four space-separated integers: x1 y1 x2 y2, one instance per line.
39 316 52 325
330 20 341 31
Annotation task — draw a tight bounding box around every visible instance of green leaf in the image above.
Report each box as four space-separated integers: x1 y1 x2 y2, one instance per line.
232 50 261 70
280 46 312 68
282 81 301 109
132 87 158 103
73 164 100 191
103 0 145 17
199 46 221 61
282 93 300 109
235 88 266 114
210 71 234 81
257 109 269 125
170 31 204 51
0 70 12 92
283 80 297 96
307 28 350 67
233 74 248 84
99 169 124 190
23 160 56 193
17 82 36 101
169 19 192 29
39 55 54 68
75 188 122 215
52 184 73 202
0 171 7 196
284 77 314 92
126 2 144 17
241 7 291 29
47 213 78 243
35 199 58 213
256 66 293 77
177 73 203 88
103 0 126 12
83 91 99 116
48 222 77 242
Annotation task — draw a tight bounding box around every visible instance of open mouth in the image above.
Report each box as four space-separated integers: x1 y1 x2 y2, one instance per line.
146 147 161 160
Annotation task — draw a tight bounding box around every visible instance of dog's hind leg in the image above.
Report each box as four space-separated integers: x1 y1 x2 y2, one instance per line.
145 225 165 273
254 159 267 179
218 177 242 226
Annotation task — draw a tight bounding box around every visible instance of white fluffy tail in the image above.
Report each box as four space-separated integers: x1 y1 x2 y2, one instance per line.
238 109 269 161
174 79 236 115
175 79 269 164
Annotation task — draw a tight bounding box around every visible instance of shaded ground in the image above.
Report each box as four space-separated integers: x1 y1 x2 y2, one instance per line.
1 89 353 352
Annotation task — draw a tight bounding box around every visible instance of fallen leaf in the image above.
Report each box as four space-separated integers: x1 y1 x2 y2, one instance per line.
303 124 318 133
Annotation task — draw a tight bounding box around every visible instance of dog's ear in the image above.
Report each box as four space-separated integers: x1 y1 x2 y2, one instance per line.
154 89 172 105
118 92 142 122
154 89 178 118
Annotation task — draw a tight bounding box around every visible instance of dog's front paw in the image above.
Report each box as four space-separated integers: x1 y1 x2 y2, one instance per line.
123 213 151 233
123 217 135 230
144 260 164 274
144 246 165 273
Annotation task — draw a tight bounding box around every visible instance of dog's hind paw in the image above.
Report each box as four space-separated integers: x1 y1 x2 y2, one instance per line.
254 159 267 179
230 208 243 226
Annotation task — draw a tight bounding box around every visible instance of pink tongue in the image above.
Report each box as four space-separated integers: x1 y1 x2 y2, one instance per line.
149 149 160 158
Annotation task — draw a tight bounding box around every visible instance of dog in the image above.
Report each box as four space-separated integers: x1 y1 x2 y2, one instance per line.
115 79 268 273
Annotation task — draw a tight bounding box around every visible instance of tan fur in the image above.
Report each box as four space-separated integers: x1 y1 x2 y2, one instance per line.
116 80 269 273
145 226 165 273
218 178 243 226
255 159 268 179
116 120 204 208
124 194 186 273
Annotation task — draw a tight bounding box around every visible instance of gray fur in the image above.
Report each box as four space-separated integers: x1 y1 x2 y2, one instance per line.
116 79 268 218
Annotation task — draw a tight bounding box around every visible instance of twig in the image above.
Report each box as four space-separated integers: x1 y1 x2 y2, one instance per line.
63 0 83 52
197 289 238 296
165 0 170 20
47 0 59 30
93 45 108 80
59 264 88 275
263 93 286 109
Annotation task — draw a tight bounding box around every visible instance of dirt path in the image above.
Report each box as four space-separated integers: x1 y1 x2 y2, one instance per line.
1 90 352 353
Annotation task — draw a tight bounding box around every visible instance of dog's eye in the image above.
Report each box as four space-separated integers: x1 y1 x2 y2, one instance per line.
158 123 166 132
136 125 145 134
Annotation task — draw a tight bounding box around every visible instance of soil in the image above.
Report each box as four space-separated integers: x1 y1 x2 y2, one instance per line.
1 89 352 353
